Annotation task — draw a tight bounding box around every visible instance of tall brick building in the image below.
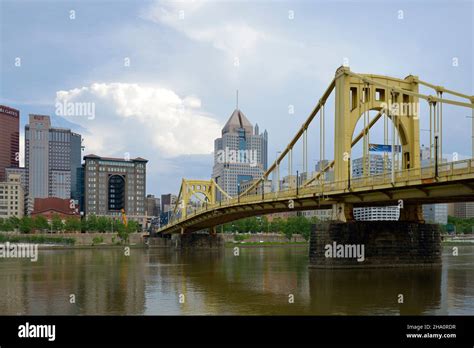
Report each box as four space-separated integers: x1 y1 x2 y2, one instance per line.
0 105 20 181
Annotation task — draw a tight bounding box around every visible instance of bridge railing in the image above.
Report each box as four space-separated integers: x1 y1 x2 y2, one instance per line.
161 159 474 229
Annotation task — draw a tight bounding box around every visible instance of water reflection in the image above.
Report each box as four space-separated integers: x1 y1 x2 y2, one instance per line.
0 246 472 315
308 268 441 315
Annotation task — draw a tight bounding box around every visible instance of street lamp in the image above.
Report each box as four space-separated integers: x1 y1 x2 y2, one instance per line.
80 211 84 233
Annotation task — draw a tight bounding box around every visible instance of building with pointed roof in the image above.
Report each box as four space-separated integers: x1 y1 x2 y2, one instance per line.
212 108 268 198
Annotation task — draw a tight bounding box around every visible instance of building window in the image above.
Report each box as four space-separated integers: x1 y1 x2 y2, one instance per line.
108 175 125 211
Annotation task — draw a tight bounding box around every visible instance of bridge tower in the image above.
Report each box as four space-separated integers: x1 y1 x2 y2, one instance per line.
176 179 217 219
333 66 421 183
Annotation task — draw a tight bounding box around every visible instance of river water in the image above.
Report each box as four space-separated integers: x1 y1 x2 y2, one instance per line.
0 245 472 315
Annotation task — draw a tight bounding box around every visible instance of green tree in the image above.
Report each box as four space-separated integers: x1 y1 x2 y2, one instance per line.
295 216 312 241
259 216 269 233
2 219 14 232
86 215 98 232
447 216 474 234
18 216 33 233
51 214 64 232
269 217 284 233
281 217 295 240
7 216 20 229
96 216 109 233
33 215 49 231
244 217 259 233
64 217 81 232
126 220 141 233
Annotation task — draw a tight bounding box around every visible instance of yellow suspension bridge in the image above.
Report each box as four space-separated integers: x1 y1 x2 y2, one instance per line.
158 66 474 235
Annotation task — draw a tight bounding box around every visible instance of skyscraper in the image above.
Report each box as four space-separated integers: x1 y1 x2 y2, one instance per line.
25 115 82 213
0 105 20 181
212 108 268 198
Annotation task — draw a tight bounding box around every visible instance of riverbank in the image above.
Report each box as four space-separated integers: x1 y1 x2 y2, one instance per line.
0 232 146 247
441 234 474 246
225 241 308 247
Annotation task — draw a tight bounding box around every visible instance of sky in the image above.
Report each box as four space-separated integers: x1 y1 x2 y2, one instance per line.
1 0 473 196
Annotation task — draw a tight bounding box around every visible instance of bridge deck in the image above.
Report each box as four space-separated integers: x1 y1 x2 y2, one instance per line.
158 159 474 234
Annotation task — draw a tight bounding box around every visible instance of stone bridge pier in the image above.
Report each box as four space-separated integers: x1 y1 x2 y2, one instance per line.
309 203 442 268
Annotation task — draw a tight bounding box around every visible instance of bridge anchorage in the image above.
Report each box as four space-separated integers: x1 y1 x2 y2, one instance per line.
158 66 474 267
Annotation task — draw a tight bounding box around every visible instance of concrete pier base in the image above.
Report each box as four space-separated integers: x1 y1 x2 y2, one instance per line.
309 221 441 268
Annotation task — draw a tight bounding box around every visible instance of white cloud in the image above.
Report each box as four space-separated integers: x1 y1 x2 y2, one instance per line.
142 1 266 57
55 83 221 158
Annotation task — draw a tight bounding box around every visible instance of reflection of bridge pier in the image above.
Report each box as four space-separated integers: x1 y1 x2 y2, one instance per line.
308 266 442 315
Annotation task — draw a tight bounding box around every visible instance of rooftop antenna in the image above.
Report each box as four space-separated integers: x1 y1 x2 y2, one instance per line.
236 90 239 110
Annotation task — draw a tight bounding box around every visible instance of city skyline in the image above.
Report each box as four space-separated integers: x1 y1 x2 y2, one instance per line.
1 0 473 197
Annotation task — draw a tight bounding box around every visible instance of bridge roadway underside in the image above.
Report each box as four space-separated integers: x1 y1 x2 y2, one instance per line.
160 177 474 234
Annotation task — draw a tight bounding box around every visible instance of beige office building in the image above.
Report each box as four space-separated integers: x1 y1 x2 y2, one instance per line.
0 173 24 218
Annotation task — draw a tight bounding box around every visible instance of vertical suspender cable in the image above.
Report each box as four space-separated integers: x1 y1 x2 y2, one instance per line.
396 93 400 174
384 107 388 174
303 129 307 175
439 92 443 165
429 101 433 171
320 103 325 184
322 103 325 165
391 91 395 183
289 149 292 187
363 85 367 177
435 100 438 166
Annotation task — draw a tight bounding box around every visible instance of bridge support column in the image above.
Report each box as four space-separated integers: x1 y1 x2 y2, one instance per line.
399 203 425 222
309 221 441 268
173 233 224 250
331 203 354 222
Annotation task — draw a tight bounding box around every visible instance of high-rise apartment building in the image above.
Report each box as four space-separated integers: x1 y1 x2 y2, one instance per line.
352 154 391 178
0 105 20 181
212 109 268 198
352 154 400 221
83 155 147 220
25 115 82 213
